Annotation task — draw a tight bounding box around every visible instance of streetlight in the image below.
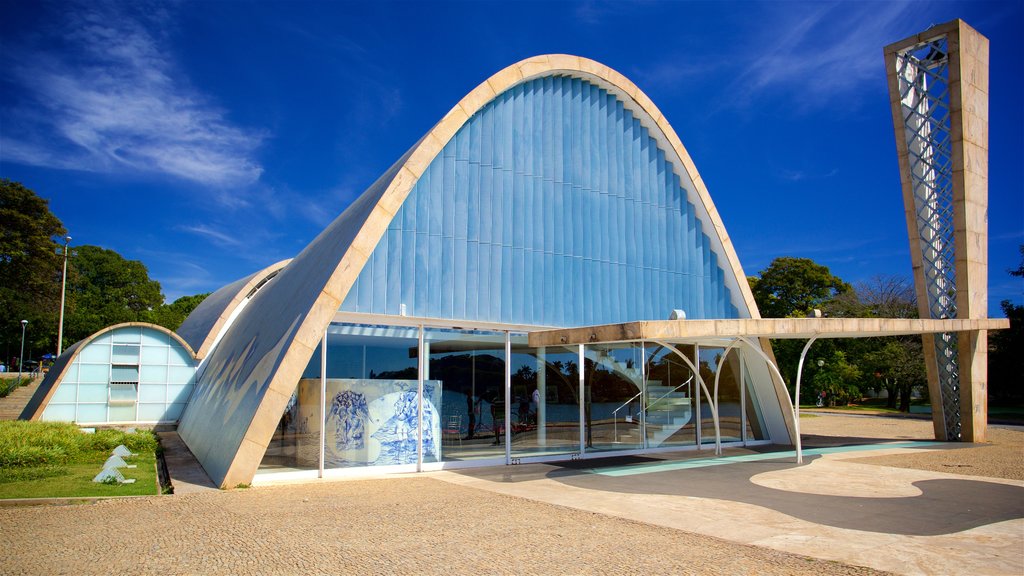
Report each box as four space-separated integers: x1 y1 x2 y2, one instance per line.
18 320 27 385
57 235 72 357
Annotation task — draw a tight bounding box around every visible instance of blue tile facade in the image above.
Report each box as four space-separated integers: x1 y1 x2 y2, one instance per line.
341 75 739 326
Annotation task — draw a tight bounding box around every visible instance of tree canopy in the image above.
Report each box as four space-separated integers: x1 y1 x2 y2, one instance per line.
0 179 66 360
749 257 851 318
63 245 165 342
989 245 1024 404
748 259 927 411
148 293 210 332
1 180 209 361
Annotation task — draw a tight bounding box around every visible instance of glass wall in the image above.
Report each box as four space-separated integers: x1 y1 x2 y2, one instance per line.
423 328 506 463
509 338 581 459
584 344 644 452
744 370 767 441
643 343 697 447
257 323 773 478
698 346 743 444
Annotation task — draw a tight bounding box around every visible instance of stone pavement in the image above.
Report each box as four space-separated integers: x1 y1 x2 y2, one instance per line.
1 414 1021 575
0 476 884 576
434 415 1024 575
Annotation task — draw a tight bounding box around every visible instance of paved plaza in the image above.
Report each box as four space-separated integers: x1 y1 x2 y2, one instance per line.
1 414 1021 575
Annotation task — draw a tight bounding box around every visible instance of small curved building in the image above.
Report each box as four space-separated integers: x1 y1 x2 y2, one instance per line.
24 46 1002 488
22 323 197 424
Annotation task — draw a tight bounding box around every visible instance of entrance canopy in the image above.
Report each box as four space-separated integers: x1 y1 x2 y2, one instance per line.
527 317 1009 347
530 316 1009 463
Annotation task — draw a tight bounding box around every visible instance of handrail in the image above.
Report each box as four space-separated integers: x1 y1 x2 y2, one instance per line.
612 374 695 443
612 391 643 417
646 375 693 409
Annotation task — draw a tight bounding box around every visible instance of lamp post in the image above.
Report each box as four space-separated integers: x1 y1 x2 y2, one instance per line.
57 235 71 357
18 320 27 385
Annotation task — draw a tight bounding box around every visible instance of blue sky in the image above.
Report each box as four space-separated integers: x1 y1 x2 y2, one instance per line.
1 0 1021 316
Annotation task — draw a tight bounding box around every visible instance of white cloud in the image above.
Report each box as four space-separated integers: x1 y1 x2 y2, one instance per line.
177 224 246 249
1 2 264 190
722 2 917 110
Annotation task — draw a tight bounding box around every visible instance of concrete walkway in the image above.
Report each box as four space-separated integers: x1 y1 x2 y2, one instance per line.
433 433 1024 575
0 375 41 420
157 431 217 493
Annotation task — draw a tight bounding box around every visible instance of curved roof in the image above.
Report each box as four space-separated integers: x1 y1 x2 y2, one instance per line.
20 322 198 421
177 55 763 488
177 259 291 359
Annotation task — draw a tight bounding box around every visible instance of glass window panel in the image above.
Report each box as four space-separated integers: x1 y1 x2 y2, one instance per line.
259 379 321 473
167 345 192 366
50 383 77 403
168 366 196 385
141 345 168 364
165 403 186 420
108 404 136 422
744 369 767 441
138 384 166 403
140 364 167 384
109 382 138 403
77 363 108 383
42 403 76 422
584 343 643 452
140 329 168 346
79 344 110 363
111 329 141 343
62 364 79 384
167 384 192 403
111 365 139 382
510 338 581 459
112 344 140 363
77 383 108 402
76 403 107 423
137 403 169 421
426 328 506 463
644 343 696 448
698 346 743 444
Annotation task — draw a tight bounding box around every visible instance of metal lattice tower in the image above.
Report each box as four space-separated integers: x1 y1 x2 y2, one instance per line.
895 37 961 440
885 20 991 443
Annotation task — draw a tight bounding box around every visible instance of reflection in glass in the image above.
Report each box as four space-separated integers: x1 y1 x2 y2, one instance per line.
584 344 643 452
259 378 321 472
744 371 767 440
509 340 581 458
698 346 743 444
424 328 506 462
644 344 696 447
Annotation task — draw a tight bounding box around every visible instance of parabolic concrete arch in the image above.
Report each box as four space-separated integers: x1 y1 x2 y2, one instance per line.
177 55 782 488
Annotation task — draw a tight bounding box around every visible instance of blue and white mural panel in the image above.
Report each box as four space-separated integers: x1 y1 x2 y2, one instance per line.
291 378 441 467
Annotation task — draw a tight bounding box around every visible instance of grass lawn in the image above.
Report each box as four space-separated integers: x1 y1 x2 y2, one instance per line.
0 452 158 499
0 421 160 500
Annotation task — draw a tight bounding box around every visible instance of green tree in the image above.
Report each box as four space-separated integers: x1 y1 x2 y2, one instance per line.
748 258 850 399
64 246 164 343
0 180 66 363
824 275 925 411
989 245 1024 404
147 293 210 331
811 351 862 406
860 339 926 411
750 257 851 318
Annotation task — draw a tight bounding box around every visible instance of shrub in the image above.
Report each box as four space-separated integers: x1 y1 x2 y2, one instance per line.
0 421 157 469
